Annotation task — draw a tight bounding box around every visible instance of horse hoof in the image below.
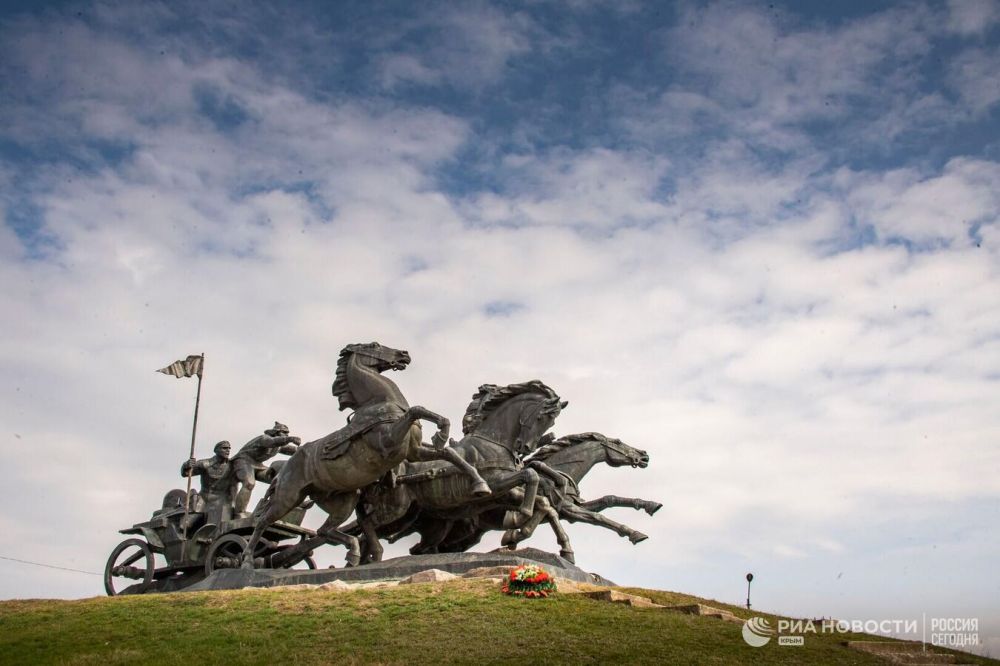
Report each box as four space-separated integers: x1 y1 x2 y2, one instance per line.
560 550 575 564
646 503 663 516
471 481 491 497
629 532 649 544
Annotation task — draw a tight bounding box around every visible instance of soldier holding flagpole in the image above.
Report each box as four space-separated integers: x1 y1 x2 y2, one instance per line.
156 353 205 557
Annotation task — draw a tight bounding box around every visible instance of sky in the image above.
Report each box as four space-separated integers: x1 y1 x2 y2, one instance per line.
1 0 999 655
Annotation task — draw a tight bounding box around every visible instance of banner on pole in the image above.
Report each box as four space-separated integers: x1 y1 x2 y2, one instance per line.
156 355 203 379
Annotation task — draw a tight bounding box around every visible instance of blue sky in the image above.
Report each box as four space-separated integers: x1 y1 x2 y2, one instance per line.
1 0 999 656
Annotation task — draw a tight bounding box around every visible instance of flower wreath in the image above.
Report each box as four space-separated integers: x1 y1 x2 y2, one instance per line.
501 564 557 598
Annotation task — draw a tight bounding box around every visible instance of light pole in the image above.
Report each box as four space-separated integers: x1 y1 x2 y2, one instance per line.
746 573 754 610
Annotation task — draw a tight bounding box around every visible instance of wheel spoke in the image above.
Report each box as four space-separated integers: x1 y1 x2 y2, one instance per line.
105 538 154 597
120 549 144 567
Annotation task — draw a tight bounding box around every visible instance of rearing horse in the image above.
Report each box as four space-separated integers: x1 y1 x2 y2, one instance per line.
352 381 576 563
241 342 490 568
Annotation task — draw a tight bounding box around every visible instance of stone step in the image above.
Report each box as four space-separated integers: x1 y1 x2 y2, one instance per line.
580 589 665 608
846 641 933 653
399 569 458 584
663 603 742 623
462 565 517 579
845 641 969 665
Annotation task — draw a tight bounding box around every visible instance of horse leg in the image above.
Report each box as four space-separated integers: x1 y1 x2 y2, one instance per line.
501 490 548 548
409 518 453 555
313 491 363 567
562 503 648 544
500 494 573 561
488 468 539 520
389 405 451 451
579 495 663 516
538 497 575 562
412 443 490 497
355 503 384 564
241 478 306 569
439 518 481 552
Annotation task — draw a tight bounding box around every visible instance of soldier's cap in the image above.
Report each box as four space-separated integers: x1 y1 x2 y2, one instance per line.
269 421 289 434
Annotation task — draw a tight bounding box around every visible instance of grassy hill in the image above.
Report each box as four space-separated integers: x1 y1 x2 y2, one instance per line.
0 579 993 665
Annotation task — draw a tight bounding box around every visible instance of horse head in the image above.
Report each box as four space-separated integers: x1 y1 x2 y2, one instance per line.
532 432 649 469
332 342 411 410
593 433 649 468
463 380 566 457
343 342 411 372
514 394 567 456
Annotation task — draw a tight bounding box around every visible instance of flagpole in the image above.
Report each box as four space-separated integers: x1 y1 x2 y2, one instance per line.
180 353 204 560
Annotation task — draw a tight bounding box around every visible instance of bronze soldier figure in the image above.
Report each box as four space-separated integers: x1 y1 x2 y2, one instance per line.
180 440 234 528
232 422 301 516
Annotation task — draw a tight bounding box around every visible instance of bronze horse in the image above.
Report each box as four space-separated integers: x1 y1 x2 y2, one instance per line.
353 381 576 563
241 342 489 568
500 432 661 547
378 432 660 554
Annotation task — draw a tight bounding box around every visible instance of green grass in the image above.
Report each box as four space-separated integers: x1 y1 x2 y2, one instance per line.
0 580 994 665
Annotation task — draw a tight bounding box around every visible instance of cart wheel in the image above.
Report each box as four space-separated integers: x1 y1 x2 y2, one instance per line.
275 545 317 570
204 534 249 576
105 538 155 596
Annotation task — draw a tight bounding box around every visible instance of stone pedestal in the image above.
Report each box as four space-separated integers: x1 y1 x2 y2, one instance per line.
182 547 614 592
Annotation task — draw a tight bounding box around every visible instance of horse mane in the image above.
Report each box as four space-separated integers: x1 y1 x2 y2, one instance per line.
461 380 560 435
331 345 355 400
529 432 609 461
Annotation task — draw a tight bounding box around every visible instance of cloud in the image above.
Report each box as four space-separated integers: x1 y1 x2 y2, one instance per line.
463 148 670 229
664 2 933 126
616 1 999 168
945 0 1000 35
373 4 536 90
948 45 1000 116
846 157 1000 246
377 53 443 89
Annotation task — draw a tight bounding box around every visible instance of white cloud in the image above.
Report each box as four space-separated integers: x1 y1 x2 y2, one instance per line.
946 0 1000 35
948 46 1000 116
846 158 1000 246
664 2 933 126
373 4 536 90
377 54 444 89
464 148 670 228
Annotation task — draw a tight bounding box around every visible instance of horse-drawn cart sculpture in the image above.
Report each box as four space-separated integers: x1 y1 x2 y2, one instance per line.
104 490 316 596
107 341 660 595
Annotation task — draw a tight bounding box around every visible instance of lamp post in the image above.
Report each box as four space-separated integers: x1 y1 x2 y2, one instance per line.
746 572 754 609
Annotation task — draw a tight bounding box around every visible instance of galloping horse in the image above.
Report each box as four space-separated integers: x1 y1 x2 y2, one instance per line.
499 432 661 547
387 432 661 554
241 342 489 568
353 381 575 562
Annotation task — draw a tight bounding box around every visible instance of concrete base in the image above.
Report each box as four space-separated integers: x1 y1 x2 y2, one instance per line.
182 547 614 592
